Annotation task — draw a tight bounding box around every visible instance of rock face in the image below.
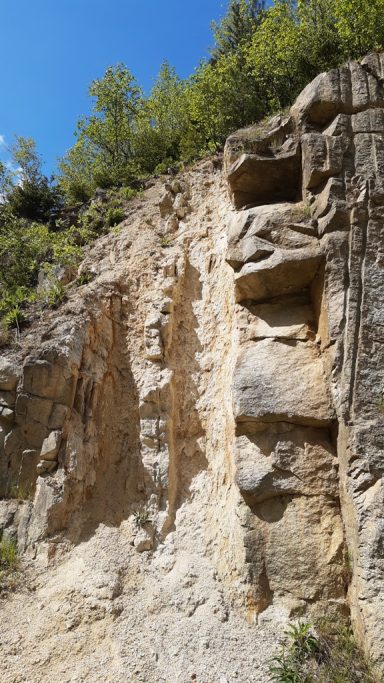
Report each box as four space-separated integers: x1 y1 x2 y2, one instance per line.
225 53 384 669
0 55 383 681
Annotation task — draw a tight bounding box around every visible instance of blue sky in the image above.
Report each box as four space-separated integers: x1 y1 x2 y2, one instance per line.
0 0 229 176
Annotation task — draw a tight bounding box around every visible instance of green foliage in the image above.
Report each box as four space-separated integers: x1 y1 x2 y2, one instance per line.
0 536 19 594
132 62 188 174
4 0 384 346
58 138 98 203
182 49 263 158
0 537 18 572
58 0 384 195
5 136 61 221
270 620 377 683
60 64 142 200
106 206 125 227
210 0 265 61
246 0 302 110
0 218 79 332
246 0 384 112
44 280 67 309
76 271 94 286
332 0 384 58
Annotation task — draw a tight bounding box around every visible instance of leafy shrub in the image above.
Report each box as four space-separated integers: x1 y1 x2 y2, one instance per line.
106 206 125 227
45 280 67 309
7 178 61 222
0 536 19 594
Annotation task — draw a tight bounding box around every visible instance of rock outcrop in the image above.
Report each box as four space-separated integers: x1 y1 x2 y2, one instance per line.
225 53 384 669
0 55 383 682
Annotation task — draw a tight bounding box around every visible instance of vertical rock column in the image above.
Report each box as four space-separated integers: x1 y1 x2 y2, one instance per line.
224 116 347 620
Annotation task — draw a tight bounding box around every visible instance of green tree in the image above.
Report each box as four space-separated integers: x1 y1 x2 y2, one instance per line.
6 136 60 221
246 0 300 110
0 161 13 201
210 0 265 62
182 49 263 158
297 0 343 77
332 0 384 58
61 64 142 198
58 137 98 203
132 62 187 174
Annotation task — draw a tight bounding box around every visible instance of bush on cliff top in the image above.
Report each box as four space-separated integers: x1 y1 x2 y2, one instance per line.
58 0 384 198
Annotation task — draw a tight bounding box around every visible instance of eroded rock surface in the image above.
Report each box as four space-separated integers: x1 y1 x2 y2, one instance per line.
0 54 383 682
225 53 384 671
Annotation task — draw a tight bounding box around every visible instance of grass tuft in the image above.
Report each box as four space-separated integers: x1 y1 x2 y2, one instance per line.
269 619 377 683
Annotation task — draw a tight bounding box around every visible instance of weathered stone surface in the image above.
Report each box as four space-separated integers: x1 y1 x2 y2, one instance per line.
40 430 62 462
236 297 316 343
262 495 345 608
227 202 318 252
226 53 384 670
36 459 57 474
22 352 77 406
235 425 338 502
302 133 348 190
233 340 335 427
234 247 321 303
0 357 20 391
291 62 384 127
158 191 174 218
225 113 294 167
227 143 301 209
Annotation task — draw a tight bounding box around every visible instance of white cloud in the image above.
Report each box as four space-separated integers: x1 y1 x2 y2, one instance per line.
0 135 5 146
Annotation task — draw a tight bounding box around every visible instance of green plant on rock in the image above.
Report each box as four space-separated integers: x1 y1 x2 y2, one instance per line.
0 536 19 594
106 206 125 227
76 271 94 286
133 509 151 528
270 619 377 683
45 280 67 309
0 287 29 335
160 233 176 248
8 481 32 501
0 537 18 572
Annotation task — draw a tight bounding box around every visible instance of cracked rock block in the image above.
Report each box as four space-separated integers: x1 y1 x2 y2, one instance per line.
40 430 62 462
261 495 345 610
291 62 384 127
23 352 77 407
236 297 316 344
227 145 301 210
233 340 335 428
0 358 20 392
144 313 165 362
159 191 174 218
234 247 321 303
302 133 348 190
235 426 338 503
